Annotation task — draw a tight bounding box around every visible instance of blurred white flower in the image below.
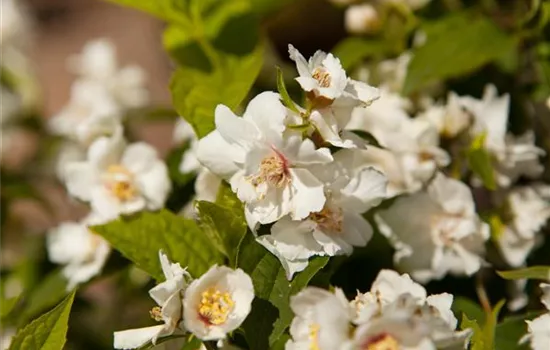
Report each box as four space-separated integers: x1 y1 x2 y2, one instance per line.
347 91 449 195
376 172 489 283
0 327 15 350
345 4 381 35
522 284 550 350
0 0 29 49
417 92 473 138
350 269 427 324
286 287 352 350
114 251 192 349
48 80 122 146
377 52 412 93
258 149 387 279
183 265 253 341
54 142 86 181
496 185 550 267
463 85 544 187
47 213 111 290
64 131 171 220
69 38 149 109
197 92 332 225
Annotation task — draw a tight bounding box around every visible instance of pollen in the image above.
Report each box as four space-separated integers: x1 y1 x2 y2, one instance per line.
312 67 332 88
103 164 137 201
149 306 163 322
308 205 343 233
198 287 234 326
249 152 290 189
362 333 400 350
308 323 321 350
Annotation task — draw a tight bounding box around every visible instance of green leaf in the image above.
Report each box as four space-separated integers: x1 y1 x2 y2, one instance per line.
237 232 329 346
452 297 486 325
461 314 484 350
195 191 247 267
1 297 19 320
19 270 68 326
331 38 387 70
467 132 497 191
9 290 76 350
497 266 550 280
170 40 264 138
403 12 518 94
92 210 224 280
276 67 299 113
241 298 280 350
180 335 203 350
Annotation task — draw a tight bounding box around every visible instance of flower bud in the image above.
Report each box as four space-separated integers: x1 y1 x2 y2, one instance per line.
345 4 381 35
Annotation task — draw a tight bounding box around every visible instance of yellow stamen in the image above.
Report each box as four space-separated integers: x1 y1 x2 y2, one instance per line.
103 164 137 201
198 287 234 325
149 306 163 322
312 67 332 88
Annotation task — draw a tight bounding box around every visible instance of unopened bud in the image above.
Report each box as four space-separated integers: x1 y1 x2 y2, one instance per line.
345 4 381 35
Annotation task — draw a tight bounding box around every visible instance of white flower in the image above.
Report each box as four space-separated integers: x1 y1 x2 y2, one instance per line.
173 118 202 174
69 38 149 109
288 44 379 104
286 287 352 350
496 185 550 267
352 295 469 350
350 269 427 324
257 149 387 279
64 131 171 220
197 92 333 225
114 251 192 349
376 172 489 283
521 284 550 350
288 45 348 100
48 80 122 146
183 265 254 341
347 91 450 195
345 4 381 34
417 92 473 138
462 85 544 187
47 213 111 290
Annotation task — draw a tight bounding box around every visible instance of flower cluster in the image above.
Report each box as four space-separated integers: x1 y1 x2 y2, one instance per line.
114 252 254 349
522 283 550 350
45 39 171 289
286 269 470 349
195 46 387 279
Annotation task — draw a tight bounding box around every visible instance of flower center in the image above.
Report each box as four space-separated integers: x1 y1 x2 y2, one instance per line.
249 151 290 189
149 306 163 322
198 287 234 326
103 164 137 201
308 204 343 233
308 323 321 350
312 67 332 88
362 333 400 350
